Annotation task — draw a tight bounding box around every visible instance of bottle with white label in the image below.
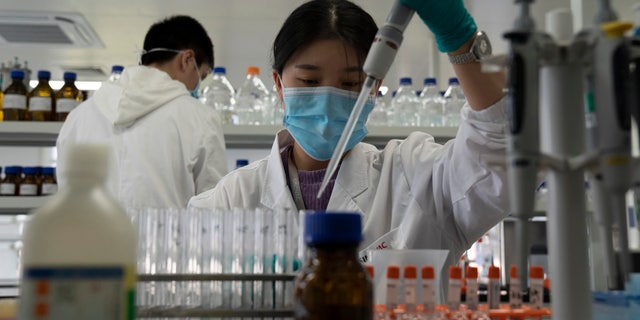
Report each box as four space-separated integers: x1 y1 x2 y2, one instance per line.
18 144 136 320
2 70 28 121
19 167 39 196
54 72 83 122
28 70 55 121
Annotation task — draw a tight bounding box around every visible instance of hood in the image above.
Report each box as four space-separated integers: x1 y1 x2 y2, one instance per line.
93 65 190 127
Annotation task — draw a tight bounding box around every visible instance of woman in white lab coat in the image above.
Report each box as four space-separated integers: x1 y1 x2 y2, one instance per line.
189 0 508 267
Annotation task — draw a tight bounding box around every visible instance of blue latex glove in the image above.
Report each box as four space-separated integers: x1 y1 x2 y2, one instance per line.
400 0 477 53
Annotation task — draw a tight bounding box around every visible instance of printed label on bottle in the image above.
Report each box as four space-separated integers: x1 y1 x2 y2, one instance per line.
29 97 52 112
57 98 79 113
41 183 58 195
3 94 27 110
19 266 136 320
19 184 38 196
0 183 16 195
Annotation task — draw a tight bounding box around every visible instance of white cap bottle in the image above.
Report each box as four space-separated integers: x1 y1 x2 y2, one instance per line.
18 143 136 319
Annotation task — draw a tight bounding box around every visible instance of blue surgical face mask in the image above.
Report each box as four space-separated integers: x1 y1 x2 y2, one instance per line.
282 85 375 161
189 58 202 99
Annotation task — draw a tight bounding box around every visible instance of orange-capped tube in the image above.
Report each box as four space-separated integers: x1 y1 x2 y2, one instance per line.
509 265 522 309
403 265 418 313
487 265 501 310
421 266 436 313
386 265 400 311
465 266 479 310
529 266 544 309
448 266 463 311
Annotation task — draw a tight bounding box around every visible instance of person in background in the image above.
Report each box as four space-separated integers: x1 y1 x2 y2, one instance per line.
189 0 507 268
57 15 228 209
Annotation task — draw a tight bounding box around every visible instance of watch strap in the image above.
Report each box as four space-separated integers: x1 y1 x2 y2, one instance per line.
448 51 477 65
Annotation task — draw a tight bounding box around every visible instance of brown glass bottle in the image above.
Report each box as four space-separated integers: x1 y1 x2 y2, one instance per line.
29 70 55 121
20 167 40 196
2 70 28 121
54 72 82 121
40 167 58 195
294 212 373 320
0 166 22 196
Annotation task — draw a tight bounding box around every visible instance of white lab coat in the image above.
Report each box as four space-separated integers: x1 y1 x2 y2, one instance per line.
189 98 508 267
57 65 228 209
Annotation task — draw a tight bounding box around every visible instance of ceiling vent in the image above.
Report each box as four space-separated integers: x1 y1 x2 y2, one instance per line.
0 11 104 48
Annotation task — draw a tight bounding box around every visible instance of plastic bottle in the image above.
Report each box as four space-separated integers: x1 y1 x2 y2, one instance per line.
389 77 419 126
54 72 83 121
418 77 444 127
108 65 124 83
2 70 29 121
403 265 418 316
18 144 136 319
294 211 372 319
508 265 522 309
487 265 501 310
198 66 236 124
529 266 545 310
443 77 466 127
19 167 39 196
420 265 436 318
268 84 284 125
367 91 389 126
0 166 21 196
385 265 400 313
40 167 57 196
234 66 270 125
28 70 55 121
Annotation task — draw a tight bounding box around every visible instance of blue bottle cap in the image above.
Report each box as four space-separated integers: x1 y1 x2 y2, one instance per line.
236 159 249 167
63 72 77 81
37 70 51 79
448 77 459 85
304 211 363 245
213 66 226 74
111 65 124 73
377 91 383 97
424 78 437 85
22 167 38 175
399 77 412 85
6 166 22 174
10 70 25 79
42 167 56 175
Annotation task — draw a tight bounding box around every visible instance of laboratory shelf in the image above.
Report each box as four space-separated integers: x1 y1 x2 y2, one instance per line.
0 122 458 148
0 196 51 215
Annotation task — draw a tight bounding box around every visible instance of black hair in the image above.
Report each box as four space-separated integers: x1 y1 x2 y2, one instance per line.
271 0 378 76
141 15 214 67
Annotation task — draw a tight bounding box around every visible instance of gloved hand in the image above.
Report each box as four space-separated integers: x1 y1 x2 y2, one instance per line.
399 0 477 53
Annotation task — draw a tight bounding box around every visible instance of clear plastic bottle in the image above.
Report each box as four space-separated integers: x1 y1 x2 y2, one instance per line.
389 77 419 127
2 70 29 121
269 84 284 125
108 65 124 83
198 66 236 124
28 70 55 121
418 77 444 127
18 144 136 319
443 77 466 127
54 72 83 122
234 66 270 125
367 91 389 126
294 212 372 319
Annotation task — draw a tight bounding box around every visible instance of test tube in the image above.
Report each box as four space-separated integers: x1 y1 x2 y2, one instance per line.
465 266 479 311
447 266 463 311
529 266 545 309
509 265 522 309
403 265 418 315
386 265 400 312
487 266 501 310
201 208 224 309
421 265 436 314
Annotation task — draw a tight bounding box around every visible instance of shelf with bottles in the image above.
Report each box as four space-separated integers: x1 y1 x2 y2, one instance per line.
0 121 458 148
0 196 51 215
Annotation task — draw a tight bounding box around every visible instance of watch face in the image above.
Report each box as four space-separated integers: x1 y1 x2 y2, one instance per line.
474 33 492 58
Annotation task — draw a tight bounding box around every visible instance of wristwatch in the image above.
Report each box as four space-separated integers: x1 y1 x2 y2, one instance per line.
448 31 492 65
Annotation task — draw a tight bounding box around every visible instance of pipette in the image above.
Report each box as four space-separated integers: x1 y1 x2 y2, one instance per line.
317 1 415 198
504 0 540 290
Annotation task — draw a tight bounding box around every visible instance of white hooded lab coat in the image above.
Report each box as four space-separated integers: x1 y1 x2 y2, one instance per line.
189 98 508 267
57 65 228 209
